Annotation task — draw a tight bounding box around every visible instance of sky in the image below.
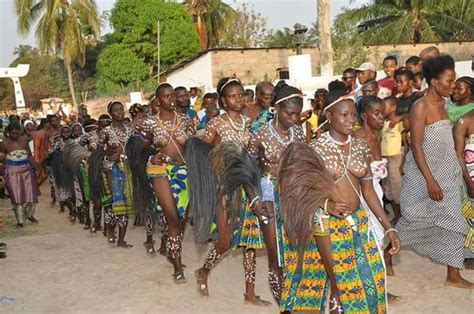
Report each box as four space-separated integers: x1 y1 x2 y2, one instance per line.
0 0 369 67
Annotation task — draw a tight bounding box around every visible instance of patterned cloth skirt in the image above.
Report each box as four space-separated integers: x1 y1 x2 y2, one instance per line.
280 207 387 313
148 163 189 219
110 161 133 215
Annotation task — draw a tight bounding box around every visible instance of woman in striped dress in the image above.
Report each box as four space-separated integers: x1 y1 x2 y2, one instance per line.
389 55 473 289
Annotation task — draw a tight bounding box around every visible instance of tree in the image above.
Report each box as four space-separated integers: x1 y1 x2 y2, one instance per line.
0 45 70 109
15 0 100 107
221 3 270 48
96 43 148 93
185 0 239 49
318 0 333 76
332 10 367 74
338 0 474 44
108 0 200 76
266 23 319 48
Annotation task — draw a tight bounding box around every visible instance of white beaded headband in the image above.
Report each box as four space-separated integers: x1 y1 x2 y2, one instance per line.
274 93 304 105
219 78 241 93
314 96 355 132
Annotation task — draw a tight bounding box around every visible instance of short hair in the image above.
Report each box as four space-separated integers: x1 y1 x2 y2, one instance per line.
8 114 20 123
5 123 21 133
245 89 255 98
328 80 347 92
271 80 303 107
203 92 217 100
107 101 123 114
155 83 173 96
422 55 455 86
343 68 356 75
47 114 59 123
359 95 383 115
255 81 274 95
394 68 415 81
362 80 378 90
405 55 420 66
174 86 187 93
383 96 398 106
456 76 474 94
414 72 423 80
383 55 398 64
205 104 219 112
98 114 111 121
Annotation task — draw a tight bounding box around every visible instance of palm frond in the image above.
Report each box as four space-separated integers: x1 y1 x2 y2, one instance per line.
429 12 474 40
364 15 411 44
336 3 404 26
15 0 35 36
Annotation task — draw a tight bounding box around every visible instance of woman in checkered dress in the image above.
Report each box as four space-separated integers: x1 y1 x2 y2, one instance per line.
388 55 473 289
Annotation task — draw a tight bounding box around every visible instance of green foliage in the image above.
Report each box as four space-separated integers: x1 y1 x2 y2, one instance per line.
220 3 270 48
202 0 238 48
109 0 200 71
332 13 367 74
337 0 474 44
96 43 148 93
0 45 69 110
266 23 319 48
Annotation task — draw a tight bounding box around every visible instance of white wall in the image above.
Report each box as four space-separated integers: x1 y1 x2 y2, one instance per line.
166 53 213 91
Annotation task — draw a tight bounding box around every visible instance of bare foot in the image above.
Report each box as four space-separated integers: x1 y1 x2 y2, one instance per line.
195 268 209 297
243 294 271 307
388 292 400 303
464 258 474 270
445 277 474 289
386 264 395 276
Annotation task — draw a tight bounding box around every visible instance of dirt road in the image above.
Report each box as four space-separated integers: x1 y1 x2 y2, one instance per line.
1 185 473 313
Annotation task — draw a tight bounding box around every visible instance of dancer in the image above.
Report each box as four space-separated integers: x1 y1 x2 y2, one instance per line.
390 55 473 289
0 123 39 228
98 102 134 248
279 93 400 313
189 77 270 306
453 109 474 269
134 83 194 282
247 81 305 303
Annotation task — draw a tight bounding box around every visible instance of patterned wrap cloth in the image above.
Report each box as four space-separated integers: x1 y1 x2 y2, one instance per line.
4 150 39 205
280 207 387 313
463 134 474 258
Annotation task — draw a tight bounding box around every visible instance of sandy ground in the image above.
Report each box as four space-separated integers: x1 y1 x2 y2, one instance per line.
0 184 473 313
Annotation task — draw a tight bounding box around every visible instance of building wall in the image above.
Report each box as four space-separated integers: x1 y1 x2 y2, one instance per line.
366 41 474 67
210 48 320 88
166 52 213 91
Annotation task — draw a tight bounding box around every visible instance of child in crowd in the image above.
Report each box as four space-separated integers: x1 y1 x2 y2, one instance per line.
394 68 422 116
378 56 398 98
413 72 423 91
381 96 404 222
405 56 422 74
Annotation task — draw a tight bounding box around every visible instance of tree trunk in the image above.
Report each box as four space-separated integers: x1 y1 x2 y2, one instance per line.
66 61 78 108
412 9 421 43
196 15 208 49
318 0 333 76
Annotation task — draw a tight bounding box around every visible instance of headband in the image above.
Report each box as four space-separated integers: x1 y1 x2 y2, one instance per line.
219 78 241 93
23 119 33 127
107 101 122 113
323 96 355 114
84 124 97 130
274 93 304 105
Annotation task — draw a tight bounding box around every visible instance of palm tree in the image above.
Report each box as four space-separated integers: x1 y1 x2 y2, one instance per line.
338 0 474 44
186 0 237 48
185 0 209 49
15 0 100 107
318 0 333 76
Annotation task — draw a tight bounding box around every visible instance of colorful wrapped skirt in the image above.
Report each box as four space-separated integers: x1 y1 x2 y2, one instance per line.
280 207 387 313
146 162 189 219
110 161 133 215
5 159 39 205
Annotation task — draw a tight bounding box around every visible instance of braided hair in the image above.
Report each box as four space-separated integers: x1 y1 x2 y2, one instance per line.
271 80 303 108
129 103 143 118
456 76 474 95
216 77 243 109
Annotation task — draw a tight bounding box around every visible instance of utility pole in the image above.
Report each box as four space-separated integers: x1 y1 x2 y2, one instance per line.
318 0 333 76
157 21 160 82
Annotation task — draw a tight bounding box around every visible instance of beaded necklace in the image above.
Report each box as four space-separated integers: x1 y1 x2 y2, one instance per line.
268 120 294 146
